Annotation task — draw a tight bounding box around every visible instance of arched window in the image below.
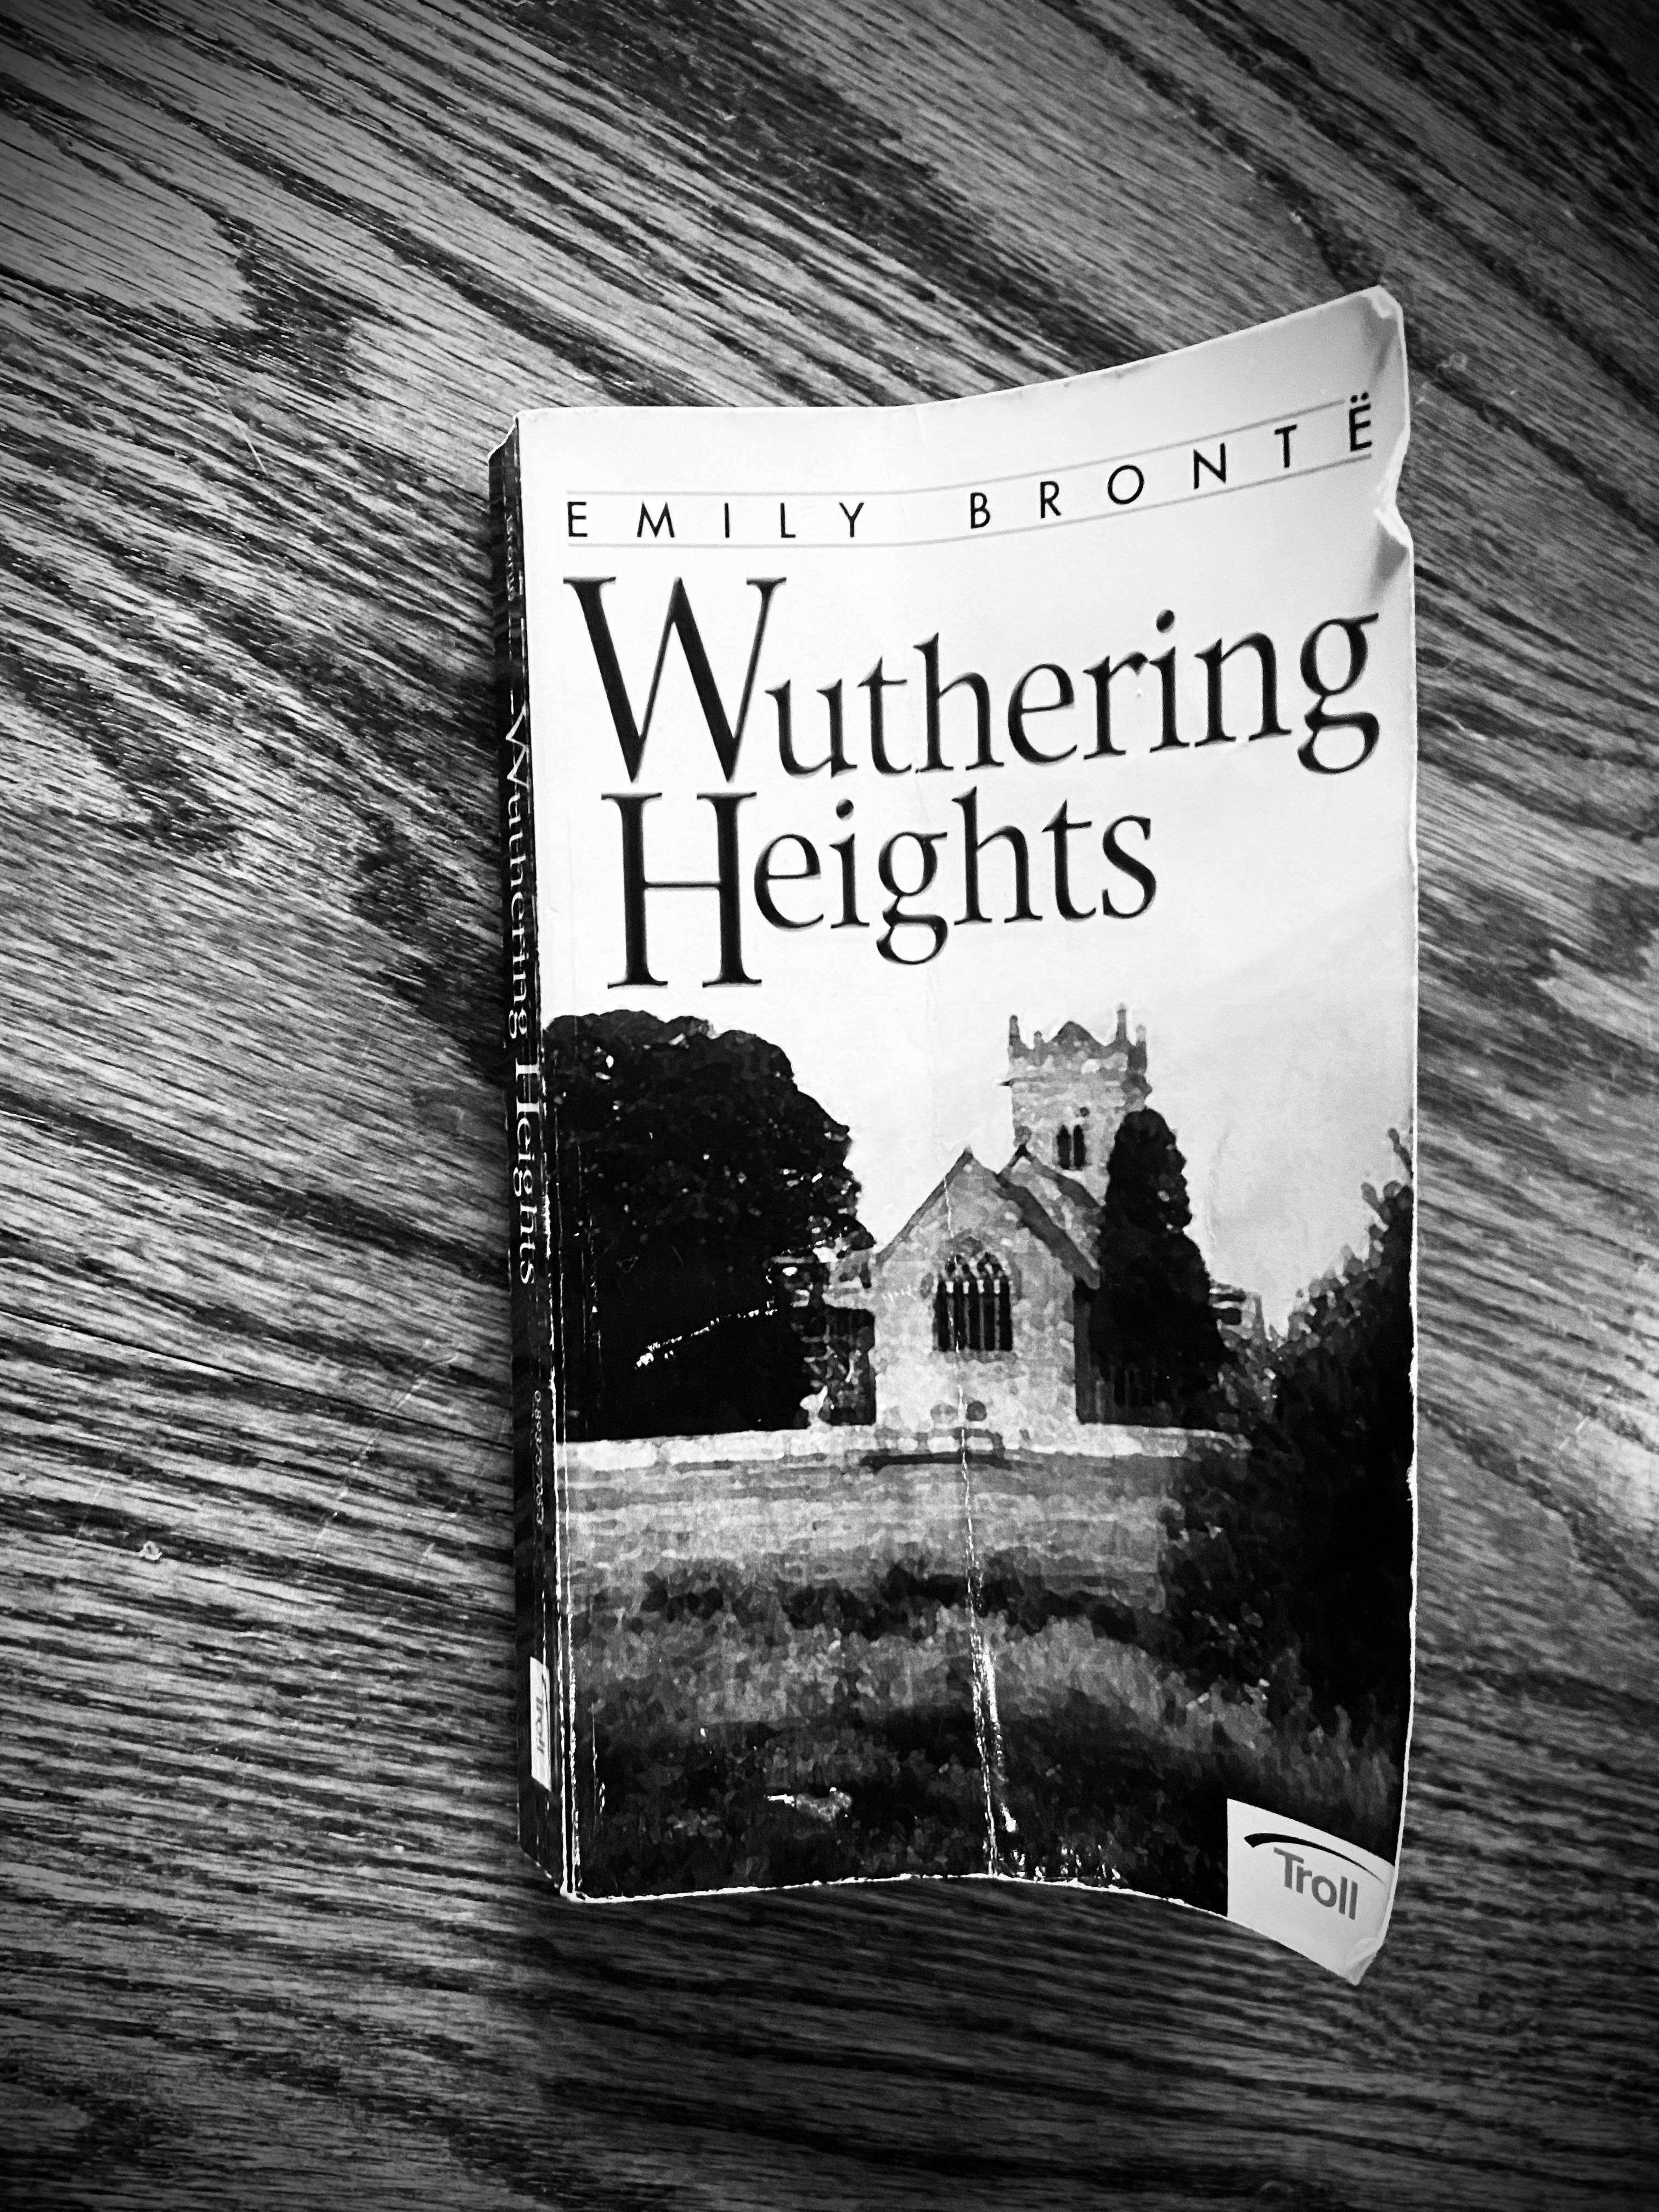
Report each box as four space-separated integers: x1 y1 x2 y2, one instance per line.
1056 1125 1072 1169
934 1254 1013 1353
1072 1123 1087 1166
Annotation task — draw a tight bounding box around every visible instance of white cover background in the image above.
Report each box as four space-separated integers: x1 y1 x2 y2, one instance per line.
520 293 1414 1322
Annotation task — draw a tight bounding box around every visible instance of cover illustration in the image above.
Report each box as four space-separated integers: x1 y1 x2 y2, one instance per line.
492 290 1415 1982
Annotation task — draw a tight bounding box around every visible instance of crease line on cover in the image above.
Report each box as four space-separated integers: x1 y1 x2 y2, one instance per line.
933 1039 1012 1877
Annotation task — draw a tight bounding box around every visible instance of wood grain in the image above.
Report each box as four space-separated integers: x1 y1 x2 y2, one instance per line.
2 0 1655 2203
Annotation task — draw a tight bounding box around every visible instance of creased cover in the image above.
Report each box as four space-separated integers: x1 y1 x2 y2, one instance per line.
494 290 1415 1980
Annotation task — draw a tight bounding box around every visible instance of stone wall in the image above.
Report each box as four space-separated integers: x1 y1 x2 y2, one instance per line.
555 1424 1234 1612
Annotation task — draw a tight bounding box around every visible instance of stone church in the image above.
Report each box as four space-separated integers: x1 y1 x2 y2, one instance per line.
823 1009 1154 1446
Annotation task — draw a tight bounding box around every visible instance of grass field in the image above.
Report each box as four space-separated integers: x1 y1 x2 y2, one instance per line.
563 1533 1403 1903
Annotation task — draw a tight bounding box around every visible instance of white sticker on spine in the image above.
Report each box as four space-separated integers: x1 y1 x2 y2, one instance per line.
528 1655 553 1792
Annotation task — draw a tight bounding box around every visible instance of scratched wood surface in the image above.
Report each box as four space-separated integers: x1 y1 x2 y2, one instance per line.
2 1 1656 2204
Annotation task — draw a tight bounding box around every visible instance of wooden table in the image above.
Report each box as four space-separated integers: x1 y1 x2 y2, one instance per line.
4 2 1656 2203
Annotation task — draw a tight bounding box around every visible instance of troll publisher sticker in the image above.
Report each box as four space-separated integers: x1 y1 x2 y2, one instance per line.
1227 1799 1397 1983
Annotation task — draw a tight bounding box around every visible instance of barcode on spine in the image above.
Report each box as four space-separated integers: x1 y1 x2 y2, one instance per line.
529 1656 552 1792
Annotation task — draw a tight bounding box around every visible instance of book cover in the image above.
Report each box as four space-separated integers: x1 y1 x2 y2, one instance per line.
491 290 1415 1982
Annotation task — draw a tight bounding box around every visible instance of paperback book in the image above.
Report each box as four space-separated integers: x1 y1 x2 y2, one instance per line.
490 290 1416 1982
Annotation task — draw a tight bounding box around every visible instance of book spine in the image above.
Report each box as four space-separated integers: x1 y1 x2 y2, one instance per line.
489 425 566 1887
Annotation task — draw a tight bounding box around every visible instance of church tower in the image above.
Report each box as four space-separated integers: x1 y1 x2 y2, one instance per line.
1006 1007 1150 1204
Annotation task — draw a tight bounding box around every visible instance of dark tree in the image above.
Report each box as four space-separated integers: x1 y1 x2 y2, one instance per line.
1161 1143 1415 1742
1090 1107 1227 1420
545 1011 866 1440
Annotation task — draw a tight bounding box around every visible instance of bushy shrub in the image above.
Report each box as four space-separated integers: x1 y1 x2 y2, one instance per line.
1091 1108 1229 1420
544 1010 868 1438
1161 1141 1415 1747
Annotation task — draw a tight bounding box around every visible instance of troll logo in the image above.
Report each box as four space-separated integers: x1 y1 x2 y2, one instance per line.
1244 1830 1380 1921
1226 1799 1398 1982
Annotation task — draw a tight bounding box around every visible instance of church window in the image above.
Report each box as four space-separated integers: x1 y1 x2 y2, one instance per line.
1056 1126 1072 1169
934 1254 1013 1353
1072 1123 1087 1166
